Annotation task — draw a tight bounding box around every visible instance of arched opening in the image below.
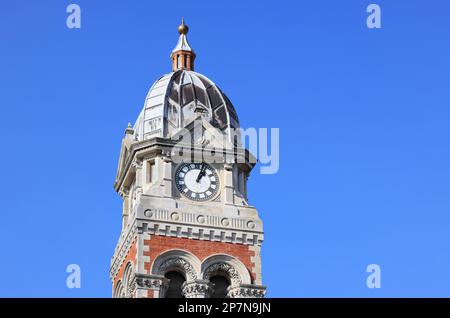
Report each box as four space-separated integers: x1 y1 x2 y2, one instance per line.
164 271 186 298
210 275 230 298
114 280 125 298
122 262 135 298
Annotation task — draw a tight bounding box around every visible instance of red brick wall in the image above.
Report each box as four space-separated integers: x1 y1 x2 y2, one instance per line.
113 238 137 290
143 236 256 282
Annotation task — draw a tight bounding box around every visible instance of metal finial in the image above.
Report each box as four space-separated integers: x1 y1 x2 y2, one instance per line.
178 17 189 35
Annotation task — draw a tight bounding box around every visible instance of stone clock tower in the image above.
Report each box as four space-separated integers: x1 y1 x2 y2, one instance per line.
110 20 266 298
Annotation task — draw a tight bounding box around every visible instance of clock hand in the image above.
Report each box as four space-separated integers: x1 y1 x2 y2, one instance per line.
196 163 206 182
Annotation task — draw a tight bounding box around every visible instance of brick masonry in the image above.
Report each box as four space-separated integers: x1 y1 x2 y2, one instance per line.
113 238 137 290
144 235 257 283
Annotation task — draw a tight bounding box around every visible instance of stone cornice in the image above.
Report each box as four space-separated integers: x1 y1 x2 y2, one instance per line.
113 137 256 192
145 208 260 229
137 219 263 246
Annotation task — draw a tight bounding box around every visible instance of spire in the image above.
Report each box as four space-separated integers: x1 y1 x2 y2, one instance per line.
171 18 196 71
125 122 134 135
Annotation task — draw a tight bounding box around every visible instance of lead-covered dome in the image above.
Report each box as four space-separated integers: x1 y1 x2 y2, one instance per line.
133 20 239 142
134 70 239 141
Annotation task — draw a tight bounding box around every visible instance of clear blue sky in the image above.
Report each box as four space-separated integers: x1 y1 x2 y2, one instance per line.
1 0 449 297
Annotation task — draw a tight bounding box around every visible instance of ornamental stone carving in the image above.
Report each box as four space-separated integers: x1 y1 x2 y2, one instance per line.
135 274 170 298
158 258 197 281
118 186 129 198
126 272 136 297
203 263 241 286
181 280 213 298
135 274 169 290
226 284 266 298
131 159 143 169
221 218 230 227
144 209 153 218
162 152 172 163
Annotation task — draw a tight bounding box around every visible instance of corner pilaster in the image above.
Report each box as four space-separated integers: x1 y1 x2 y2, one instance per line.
223 163 234 204
162 155 173 197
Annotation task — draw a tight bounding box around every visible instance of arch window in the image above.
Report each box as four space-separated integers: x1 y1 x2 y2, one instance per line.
210 274 231 298
114 280 125 298
151 250 201 298
164 271 186 298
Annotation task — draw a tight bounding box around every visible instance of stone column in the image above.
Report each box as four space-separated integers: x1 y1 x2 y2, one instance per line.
223 163 234 205
244 173 249 200
131 160 143 219
161 155 173 197
119 187 130 230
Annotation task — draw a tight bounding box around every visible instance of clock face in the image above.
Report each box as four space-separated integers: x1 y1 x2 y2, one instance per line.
175 163 219 201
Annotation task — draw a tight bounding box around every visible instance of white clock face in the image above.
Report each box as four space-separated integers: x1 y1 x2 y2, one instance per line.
175 163 219 201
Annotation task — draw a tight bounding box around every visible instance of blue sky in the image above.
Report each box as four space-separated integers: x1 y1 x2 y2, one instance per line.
1 0 449 297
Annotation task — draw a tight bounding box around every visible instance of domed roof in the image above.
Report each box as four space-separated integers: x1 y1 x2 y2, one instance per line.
134 69 239 141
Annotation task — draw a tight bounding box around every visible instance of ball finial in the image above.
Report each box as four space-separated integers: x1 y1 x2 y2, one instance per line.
178 17 189 35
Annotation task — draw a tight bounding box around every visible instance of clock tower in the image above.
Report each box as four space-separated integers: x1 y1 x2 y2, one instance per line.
110 20 266 298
